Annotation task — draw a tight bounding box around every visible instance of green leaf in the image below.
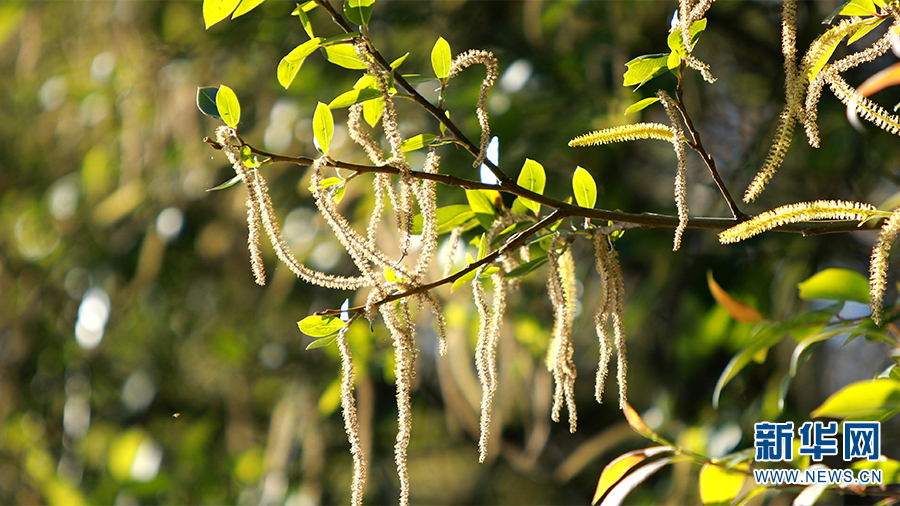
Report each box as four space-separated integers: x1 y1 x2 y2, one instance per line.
667 18 708 57
305 335 337 350
196 87 221 120
343 0 374 27
313 102 334 154
592 446 676 505
503 256 548 279
698 463 747 506
624 97 660 115
390 52 409 69
240 145 263 168
599 457 676 506
206 174 242 192
328 88 382 109
363 97 384 127
811 378 900 419
466 189 500 230
384 267 404 283
232 0 265 19
411 205 477 235
847 16 888 45
623 53 670 89
841 0 879 16
476 233 487 260
401 74 441 85
323 44 367 69
798 268 870 304
203 0 240 29
400 134 436 152
431 37 451 80
216 84 240 129
297 314 347 337
451 254 479 292
293 5 314 38
572 166 597 209
516 158 546 215
277 37 324 89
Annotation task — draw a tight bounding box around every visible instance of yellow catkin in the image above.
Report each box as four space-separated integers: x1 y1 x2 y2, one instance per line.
870 207 900 325
744 105 795 202
718 200 876 244
569 123 675 147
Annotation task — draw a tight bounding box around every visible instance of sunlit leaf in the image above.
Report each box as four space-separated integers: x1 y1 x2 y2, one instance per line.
411 205 476 235
624 97 660 115
344 0 374 27
841 0 879 16
798 268 870 304
328 88 382 109
572 166 597 209
400 134 436 152
384 267 404 283
305 335 337 350
196 86 221 120
707 271 763 323
451 255 479 292
516 158 545 215
232 0 265 19
847 17 887 45
240 145 263 168
431 37 451 80
390 52 409 69
293 5 314 38
313 102 334 154
592 447 675 505
599 457 676 506
699 463 748 505
323 44 367 69
297 314 347 337
466 189 500 229
203 0 240 29
623 402 658 440
623 53 670 90
667 18 707 57
277 37 323 89
206 174 242 192
216 84 240 128
363 96 384 127
811 378 900 419
851 457 900 483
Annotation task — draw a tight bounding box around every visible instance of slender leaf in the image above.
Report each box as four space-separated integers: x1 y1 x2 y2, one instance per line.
793 479 829 506
599 457 676 506
811 378 900 419
400 134 436 152
343 0 374 27
572 166 597 209
305 335 338 350
847 17 887 45
431 37 451 80
293 5 314 38
390 52 409 69
798 268 870 304
196 87 221 120
240 145 262 168
411 205 477 235
451 255 479 292
297 314 347 337
503 256 548 280
592 447 675 505
203 0 240 29
624 97 660 115
313 102 334 155
707 271 763 323
206 174 242 192
323 43 367 69
232 0 265 19
216 84 240 128
328 88 382 109
516 159 545 215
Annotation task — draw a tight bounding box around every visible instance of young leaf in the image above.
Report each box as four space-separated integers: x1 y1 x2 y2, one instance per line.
698 463 748 506
363 96 384 127
196 87 222 120
451 255 479 292
592 447 676 505
572 166 597 209
203 0 240 29
811 378 900 419
206 174 242 192
623 402 659 440
516 158 546 215
384 267 404 283
277 37 324 89
431 37 451 80
328 88 382 109
599 457 676 506
797 268 870 304
343 0 374 27
623 54 670 90
294 6 314 38
624 97 660 115
323 44 367 69
305 335 338 350
390 52 409 69
466 189 500 229
232 0 265 19
411 205 477 235
667 18 708 57
216 85 241 129
847 17 887 45
240 145 262 168
707 271 763 323
840 0 879 16
297 314 347 337
400 134 436 152
313 102 334 154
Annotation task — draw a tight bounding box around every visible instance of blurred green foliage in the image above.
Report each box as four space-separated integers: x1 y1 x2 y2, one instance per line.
1 1 898 504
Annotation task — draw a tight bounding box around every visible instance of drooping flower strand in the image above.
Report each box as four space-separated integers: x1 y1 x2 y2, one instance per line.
657 91 689 251
411 151 441 281
447 49 498 169
472 269 507 463
592 232 628 409
870 207 900 325
545 239 578 432
380 299 416 506
336 328 368 506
